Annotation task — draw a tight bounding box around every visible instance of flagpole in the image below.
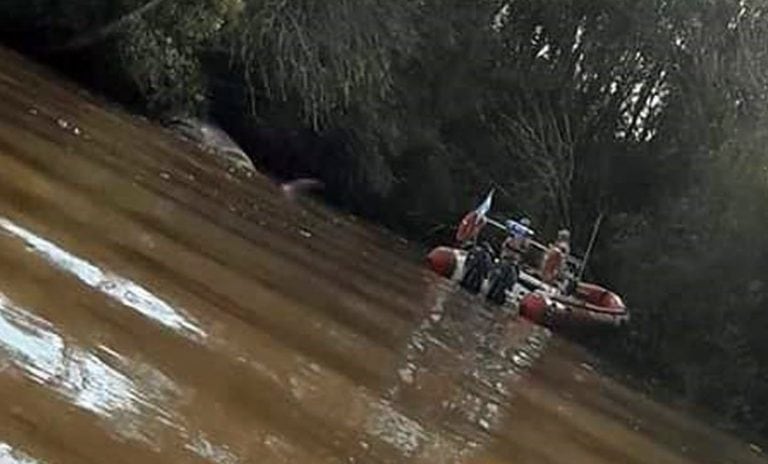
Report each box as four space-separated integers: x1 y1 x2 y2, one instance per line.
466 190 585 267
578 212 604 281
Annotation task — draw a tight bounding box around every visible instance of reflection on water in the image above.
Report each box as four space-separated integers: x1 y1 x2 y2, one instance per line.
365 400 427 456
356 281 552 462
0 443 40 464
0 291 239 463
0 292 175 438
184 435 238 464
0 217 205 340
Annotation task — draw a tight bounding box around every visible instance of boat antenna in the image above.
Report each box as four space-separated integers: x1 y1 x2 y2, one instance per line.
577 212 604 281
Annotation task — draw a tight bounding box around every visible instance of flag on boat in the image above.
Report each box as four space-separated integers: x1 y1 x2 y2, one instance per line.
476 189 493 217
455 190 493 243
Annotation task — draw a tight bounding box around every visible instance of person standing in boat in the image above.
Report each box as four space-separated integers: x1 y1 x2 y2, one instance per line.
500 217 533 263
541 229 571 287
554 229 579 295
554 229 571 255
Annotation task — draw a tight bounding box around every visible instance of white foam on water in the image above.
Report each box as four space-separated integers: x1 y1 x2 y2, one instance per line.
0 217 205 340
0 443 42 464
0 292 149 418
0 292 241 462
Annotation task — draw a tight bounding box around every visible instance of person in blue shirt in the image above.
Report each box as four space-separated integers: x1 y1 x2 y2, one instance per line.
500 217 533 263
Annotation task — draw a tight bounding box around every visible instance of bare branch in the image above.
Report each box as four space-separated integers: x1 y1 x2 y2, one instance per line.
52 0 169 52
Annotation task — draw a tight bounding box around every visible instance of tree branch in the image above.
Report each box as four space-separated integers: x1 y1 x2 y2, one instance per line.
51 0 169 52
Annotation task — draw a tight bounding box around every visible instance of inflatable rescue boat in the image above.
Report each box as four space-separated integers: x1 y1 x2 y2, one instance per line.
426 245 629 328
425 190 629 329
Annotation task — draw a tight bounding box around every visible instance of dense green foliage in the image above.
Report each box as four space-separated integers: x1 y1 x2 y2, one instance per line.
3 0 768 441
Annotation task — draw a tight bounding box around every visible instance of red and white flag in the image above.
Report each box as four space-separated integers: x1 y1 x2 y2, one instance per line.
455 190 493 243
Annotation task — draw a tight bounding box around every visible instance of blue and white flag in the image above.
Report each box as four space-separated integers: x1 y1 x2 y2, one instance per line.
476 189 494 218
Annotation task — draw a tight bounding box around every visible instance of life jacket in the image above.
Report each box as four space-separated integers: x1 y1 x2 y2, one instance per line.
541 244 566 284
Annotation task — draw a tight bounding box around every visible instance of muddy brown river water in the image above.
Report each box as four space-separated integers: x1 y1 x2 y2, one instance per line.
0 47 763 464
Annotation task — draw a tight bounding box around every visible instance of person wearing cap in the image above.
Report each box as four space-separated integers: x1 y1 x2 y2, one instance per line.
555 229 571 255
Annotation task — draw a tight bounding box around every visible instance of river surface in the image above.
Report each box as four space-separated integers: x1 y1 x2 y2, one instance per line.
0 47 762 464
